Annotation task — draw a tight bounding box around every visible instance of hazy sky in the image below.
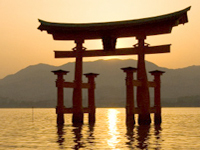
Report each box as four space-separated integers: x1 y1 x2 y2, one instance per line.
0 0 199 79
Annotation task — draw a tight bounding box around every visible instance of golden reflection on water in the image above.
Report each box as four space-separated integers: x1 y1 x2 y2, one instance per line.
107 109 120 149
1 108 200 149
56 109 162 149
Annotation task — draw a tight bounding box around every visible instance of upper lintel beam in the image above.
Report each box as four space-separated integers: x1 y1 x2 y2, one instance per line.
38 7 190 40
54 44 170 58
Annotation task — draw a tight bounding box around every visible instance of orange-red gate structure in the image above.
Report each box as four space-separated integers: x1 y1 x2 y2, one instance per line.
38 7 190 125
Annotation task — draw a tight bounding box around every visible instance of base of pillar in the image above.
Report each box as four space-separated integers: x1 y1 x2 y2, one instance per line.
154 113 162 125
138 114 151 125
57 113 64 125
126 115 135 125
89 113 95 124
72 112 84 124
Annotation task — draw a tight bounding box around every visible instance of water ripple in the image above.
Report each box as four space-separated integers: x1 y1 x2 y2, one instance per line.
0 108 200 149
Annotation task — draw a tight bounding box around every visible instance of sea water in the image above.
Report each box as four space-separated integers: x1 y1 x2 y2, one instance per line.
0 108 200 150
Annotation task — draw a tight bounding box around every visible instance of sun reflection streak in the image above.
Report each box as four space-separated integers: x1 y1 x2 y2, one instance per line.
107 109 120 149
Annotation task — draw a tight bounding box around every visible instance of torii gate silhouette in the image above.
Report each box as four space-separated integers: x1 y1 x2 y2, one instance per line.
38 7 190 125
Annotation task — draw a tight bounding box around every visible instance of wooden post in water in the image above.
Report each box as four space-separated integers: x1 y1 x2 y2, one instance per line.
136 36 151 125
72 39 85 124
84 73 99 124
52 70 69 125
149 70 165 125
121 67 137 125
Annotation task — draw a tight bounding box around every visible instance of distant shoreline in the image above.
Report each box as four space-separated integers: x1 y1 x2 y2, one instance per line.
0 106 200 108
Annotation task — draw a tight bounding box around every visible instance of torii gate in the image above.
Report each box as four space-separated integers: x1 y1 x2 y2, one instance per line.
38 7 190 125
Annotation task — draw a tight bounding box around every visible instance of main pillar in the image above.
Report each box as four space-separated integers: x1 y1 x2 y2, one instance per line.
121 67 137 125
136 36 151 125
72 39 85 124
84 73 99 124
149 70 165 125
52 70 69 125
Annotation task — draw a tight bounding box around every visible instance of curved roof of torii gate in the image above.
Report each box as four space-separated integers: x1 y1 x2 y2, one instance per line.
38 6 190 40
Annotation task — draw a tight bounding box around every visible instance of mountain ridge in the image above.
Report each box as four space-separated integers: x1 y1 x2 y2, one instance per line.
0 59 200 107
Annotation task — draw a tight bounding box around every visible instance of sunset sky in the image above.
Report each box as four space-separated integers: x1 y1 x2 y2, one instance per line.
0 0 199 79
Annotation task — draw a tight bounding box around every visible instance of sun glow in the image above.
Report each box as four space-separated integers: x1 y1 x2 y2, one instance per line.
107 109 120 149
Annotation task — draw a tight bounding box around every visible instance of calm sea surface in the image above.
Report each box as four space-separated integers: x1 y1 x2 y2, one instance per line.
0 108 200 150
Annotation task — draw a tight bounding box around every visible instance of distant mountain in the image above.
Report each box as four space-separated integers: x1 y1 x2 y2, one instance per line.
0 59 200 107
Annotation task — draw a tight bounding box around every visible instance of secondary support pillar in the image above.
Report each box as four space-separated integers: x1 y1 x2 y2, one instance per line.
149 70 165 125
121 67 137 125
52 69 69 125
84 73 99 124
136 36 151 125
72 39 85 124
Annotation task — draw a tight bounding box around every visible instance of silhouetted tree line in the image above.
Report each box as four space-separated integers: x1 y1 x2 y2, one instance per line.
0 95 200 108
162 95 200 107
0 96 56 108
